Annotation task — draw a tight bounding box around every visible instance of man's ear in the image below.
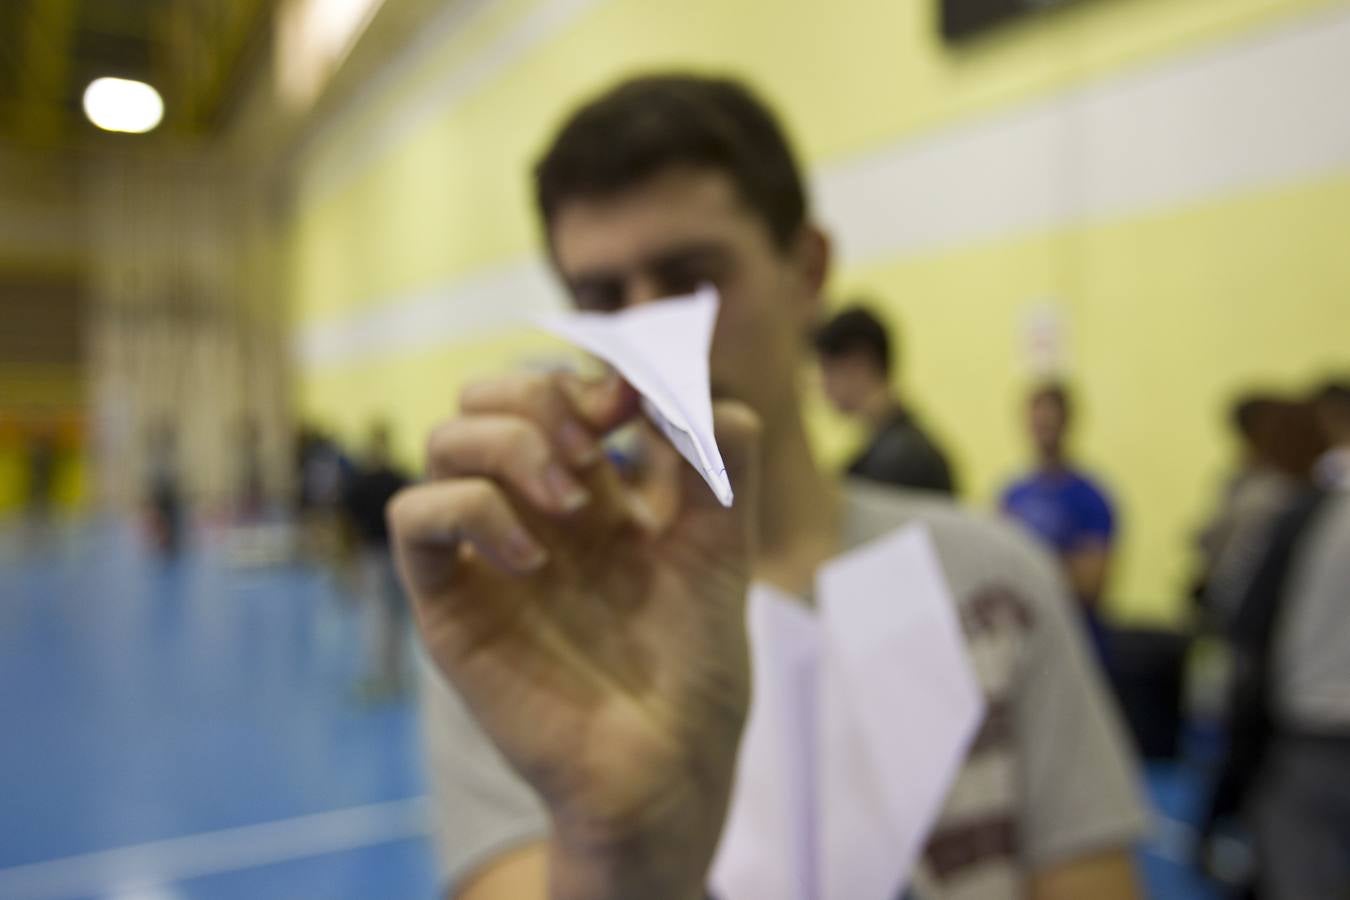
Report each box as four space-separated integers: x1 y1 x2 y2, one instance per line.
792 223 832 325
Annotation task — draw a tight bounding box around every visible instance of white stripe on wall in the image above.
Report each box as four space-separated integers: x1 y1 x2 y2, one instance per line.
297 257 564 368
0 798 431 900
820 2 1350 267
297 3 1350 372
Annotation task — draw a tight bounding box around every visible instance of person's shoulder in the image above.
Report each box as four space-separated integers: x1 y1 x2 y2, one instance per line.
871 416 927 455
999 471 1036 503
1064 467 1114 506
1065 467 1108 494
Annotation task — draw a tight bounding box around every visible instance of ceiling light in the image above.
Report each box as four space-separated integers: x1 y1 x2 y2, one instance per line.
82 77 164 134
276 0 386 108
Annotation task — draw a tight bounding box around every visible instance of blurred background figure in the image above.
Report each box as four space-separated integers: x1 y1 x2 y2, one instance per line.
1311 379 1350 489
1192 393 1280 603
1246 480 1350 898
22 418 58 545
235 416 267 522
814 304 958 495
144 421 184 559
341 421 412 700
1194 394 1327 892
1200 423 1348 899
1001 382 1116 662
295 423 354 567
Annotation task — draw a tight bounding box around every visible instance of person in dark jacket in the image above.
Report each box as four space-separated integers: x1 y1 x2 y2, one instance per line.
342 421 412 699
814 304 957 495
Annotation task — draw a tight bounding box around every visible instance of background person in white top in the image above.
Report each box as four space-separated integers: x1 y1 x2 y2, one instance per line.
1312 380 1350 490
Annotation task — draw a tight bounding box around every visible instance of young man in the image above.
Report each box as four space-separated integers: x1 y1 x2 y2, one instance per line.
342 421 413 698
390 75 1145 900
1001 383 1116 661
815 304 958 495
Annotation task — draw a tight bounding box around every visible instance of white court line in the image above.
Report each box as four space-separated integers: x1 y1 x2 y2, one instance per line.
0 797 432 900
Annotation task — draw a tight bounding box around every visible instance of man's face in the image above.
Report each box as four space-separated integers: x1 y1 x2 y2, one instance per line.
1029 397 1067 458
549 166 827 424
818 353 878 416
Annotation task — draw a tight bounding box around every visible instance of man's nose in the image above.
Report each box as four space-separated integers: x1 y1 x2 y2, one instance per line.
625 276 668 309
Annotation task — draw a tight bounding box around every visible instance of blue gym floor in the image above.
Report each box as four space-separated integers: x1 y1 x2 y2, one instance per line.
0 521 1224 899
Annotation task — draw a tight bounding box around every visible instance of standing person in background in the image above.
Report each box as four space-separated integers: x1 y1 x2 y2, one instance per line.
1001 382 1116 662
1246 483 1350 899
1196 394 1328 884
296 425 354 566
1191 393 1279 608
1311 379 1350 490
814 305 958 495
236 417 266 522
146 422 184 559
342 421 412 700
23 420 58 544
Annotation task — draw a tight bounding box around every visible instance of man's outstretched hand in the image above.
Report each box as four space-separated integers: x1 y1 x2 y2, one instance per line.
388 371 760 900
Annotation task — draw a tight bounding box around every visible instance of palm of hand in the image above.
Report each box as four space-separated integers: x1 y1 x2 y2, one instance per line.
414 497 751 837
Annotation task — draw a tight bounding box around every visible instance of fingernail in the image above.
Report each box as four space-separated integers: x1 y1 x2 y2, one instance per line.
545 463 590 512
506 529 548 570
558 419 598 465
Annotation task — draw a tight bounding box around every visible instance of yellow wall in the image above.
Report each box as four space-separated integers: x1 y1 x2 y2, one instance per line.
288 0 1350 624
0 333 88 518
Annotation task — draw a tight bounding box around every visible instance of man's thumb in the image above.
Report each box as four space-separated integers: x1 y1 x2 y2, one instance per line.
673 400 761 554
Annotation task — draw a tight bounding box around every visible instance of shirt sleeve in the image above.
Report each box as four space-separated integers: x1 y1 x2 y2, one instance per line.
1010 546 1150 867
417 653 550 893
1074 480 1116 545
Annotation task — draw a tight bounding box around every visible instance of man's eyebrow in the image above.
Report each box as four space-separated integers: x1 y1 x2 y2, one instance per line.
642 241 732 270
565 241 732 290
566 268 624 288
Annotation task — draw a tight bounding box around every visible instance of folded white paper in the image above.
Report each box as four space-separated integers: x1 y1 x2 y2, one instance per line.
711 584 820 900
710 525 986 900
817 525 985 900
535 287 733 506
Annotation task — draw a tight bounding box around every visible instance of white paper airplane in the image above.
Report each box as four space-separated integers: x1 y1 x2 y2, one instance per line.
710 525 986 900
816 525 985 900
536 286 733 506
711 583 821 900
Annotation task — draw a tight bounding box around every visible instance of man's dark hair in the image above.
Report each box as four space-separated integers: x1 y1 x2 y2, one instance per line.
534 74 808 249
1312 379 1350 412
1031 381 1073 421
1230 392 1279 441
813 305 893 375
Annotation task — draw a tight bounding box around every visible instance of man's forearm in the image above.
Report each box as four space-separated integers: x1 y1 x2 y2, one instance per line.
1066 544 1111 606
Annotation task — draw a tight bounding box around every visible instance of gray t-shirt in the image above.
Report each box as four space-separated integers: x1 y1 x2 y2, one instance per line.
418 482 1147 899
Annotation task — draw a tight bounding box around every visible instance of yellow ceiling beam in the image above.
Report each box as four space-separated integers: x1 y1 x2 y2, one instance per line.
16 0 77 144
164 0 270 130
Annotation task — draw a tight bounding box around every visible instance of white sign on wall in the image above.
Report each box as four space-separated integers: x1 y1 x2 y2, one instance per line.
1020 301 1071 377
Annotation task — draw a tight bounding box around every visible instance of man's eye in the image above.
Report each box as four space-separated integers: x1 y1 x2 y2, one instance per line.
573 283 624 312
655 269 711 298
